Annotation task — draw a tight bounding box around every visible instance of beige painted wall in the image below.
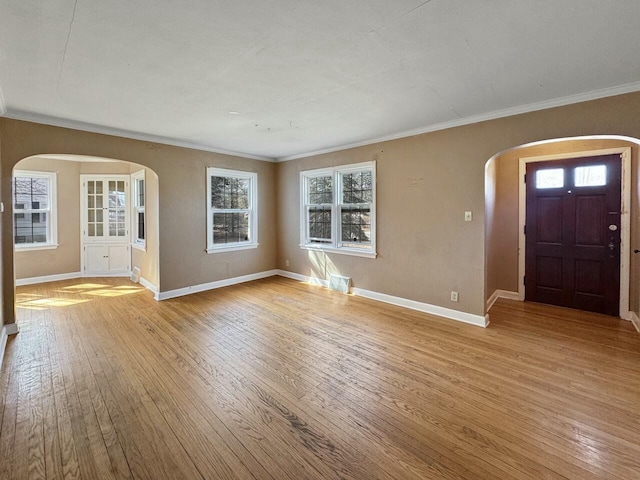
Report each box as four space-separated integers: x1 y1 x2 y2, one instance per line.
0 119 278 324
2 92 640 326
276 91 640 318
13 157 81 279
12 158 148 281
485 139 639 311
130 165 160 288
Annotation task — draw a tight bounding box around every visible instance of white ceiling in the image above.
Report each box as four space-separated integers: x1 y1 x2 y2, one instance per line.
1 0 639 161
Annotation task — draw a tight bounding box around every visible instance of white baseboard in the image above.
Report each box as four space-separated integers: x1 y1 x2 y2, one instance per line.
276 269 329 287
486 289 521 311
157 269 280 301
139 277 160 299
629 312 640 333
277 269 487 328
0 323 19 372
16 271 82 286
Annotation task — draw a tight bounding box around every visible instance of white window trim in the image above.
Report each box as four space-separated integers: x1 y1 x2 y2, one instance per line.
206 167 259 253
299 161 376 258
13 170 58 251
131 170 146 251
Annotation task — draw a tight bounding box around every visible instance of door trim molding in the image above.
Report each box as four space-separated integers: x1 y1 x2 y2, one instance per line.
518 147 631 318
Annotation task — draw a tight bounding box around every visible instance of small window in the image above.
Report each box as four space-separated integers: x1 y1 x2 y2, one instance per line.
536 168 564 189
206 168 258 253
13 171 57 249
575 165 606 187
131 170 146 248
300 161 376 257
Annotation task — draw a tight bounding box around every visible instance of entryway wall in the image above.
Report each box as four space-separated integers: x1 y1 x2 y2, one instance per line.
13 156 159 289
485 138 640 314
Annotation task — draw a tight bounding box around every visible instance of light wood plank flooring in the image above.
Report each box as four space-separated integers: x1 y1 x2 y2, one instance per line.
1 276 639 479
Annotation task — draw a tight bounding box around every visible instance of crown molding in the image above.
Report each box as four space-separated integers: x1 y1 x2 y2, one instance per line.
1 109 276 162
276 80 640 162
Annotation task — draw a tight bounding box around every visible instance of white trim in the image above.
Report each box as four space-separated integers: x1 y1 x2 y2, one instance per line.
156 269 279 301
299 245 377 259
276 270 487 327
276 269 329 287
0 323 19 371
629 312 640 333
486 289 521 311
14 243 59 252
300 161 376 256
0 326 8 371
139 276 160 299
3 110 275 162
206 244 259 254
351 287 488 327
131 169 146 249
206 167 259 253
277 80 640 162
15 271 82 286
518 147 631 317
82 272 132 278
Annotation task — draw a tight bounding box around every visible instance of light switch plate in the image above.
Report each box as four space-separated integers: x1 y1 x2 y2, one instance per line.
464 211 472 222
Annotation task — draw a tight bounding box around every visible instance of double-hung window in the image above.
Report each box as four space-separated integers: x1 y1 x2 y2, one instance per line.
131 170 146 249
13 170 58 250
300 161 376 257
206 167 258 253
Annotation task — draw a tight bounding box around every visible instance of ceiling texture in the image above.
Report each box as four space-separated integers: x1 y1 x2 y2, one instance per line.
1 0 640 161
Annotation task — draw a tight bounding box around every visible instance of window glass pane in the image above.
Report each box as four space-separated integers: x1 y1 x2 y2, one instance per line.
308 206 332 242
342 171 373 204
14 212 48 244
138 212 145 240
137 179 145 207
213 212 249 244
308 176 333 204
341 207 371 244
211 177 250 209
575 165 607 187
536 168 564 189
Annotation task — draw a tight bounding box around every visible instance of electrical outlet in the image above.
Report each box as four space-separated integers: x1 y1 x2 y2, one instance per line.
285 259 290 267
450 291 459 302
464 211 472 222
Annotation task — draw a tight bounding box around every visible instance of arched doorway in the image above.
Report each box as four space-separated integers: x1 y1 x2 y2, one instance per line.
11 154 159 321
485 136 640 321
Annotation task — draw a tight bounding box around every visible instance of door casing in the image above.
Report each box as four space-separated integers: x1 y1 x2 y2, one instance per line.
518 147 631 319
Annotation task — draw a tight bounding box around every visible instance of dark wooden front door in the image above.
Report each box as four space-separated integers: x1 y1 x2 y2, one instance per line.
525 154 621 316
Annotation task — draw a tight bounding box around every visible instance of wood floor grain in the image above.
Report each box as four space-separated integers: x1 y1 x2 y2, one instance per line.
1 276 639 479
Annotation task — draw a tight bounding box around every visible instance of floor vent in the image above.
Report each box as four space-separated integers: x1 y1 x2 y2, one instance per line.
130 267 141 283
329 274 351 294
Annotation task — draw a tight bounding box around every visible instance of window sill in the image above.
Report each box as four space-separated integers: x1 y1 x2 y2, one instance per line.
15 243 59 252
131 242 147 252
300 244 377 259
207 243 259 254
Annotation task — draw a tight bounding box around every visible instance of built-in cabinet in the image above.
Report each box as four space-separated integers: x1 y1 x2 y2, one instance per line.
80 175 130 275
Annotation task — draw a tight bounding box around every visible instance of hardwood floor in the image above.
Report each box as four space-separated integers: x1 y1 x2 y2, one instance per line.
1 276 639 479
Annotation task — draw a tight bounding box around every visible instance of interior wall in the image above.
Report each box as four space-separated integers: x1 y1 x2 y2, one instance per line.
485 139 640 314
0 119 278 325
12 158 136 280
130 164 160 289
484 157 498 303
276 91 640 318
13 157 81 279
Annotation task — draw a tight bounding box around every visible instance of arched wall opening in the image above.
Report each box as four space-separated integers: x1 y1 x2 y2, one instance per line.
11 154 160 319
485 135 640 321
